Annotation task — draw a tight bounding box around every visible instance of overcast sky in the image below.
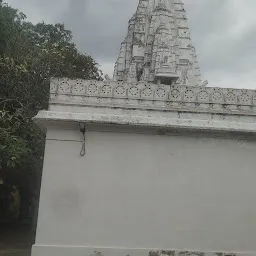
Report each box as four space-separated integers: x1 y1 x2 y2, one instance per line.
5 0 256 89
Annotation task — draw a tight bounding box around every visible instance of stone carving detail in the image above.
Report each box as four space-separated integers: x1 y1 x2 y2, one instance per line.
59 81 71 94
198 90 209 102
88 82 98 95
50 78 256 115
72 80 86 94
101 85 112 96
239 92 251 104
143 88 153 97
169 88 181 101
212 89 223 103
115 86 126 96
225 90 237 104
113 0 205 87
50 79 58 93
156 88 167 98
129 86 140 97
184 89 196 101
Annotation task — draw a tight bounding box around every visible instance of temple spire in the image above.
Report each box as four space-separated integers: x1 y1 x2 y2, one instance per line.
113 0 206 87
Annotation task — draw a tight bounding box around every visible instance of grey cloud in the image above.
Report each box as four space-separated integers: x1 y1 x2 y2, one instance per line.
60 0 138 61
184 0 256 85
7 0 69 23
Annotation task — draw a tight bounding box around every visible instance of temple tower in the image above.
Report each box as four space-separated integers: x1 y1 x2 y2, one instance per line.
113 0 204 86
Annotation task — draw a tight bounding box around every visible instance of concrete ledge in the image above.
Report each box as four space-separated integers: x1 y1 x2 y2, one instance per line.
34 110 256 134
31 245 256 256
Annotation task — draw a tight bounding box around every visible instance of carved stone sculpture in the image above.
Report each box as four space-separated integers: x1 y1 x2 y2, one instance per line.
113 0 205 86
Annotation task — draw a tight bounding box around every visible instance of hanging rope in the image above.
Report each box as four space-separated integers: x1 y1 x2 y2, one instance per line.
79 122 86 156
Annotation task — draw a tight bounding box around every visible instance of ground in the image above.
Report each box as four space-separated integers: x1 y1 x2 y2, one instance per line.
0 223 33 256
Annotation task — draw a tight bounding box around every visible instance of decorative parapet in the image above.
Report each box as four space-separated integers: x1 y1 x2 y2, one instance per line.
50 78 256 116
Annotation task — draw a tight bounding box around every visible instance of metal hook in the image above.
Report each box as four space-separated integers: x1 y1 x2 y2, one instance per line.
79 122 86 156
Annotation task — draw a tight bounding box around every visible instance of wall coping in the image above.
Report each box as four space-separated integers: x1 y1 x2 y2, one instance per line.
49 78 256 116
34 78 256 134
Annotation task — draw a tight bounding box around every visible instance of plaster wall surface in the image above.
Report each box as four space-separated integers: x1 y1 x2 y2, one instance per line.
36 128 256 252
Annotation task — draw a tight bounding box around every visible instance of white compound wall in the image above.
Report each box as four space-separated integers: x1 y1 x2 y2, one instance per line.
32 126 256 256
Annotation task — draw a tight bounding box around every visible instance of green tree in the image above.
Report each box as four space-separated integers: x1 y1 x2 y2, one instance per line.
0 1 102 182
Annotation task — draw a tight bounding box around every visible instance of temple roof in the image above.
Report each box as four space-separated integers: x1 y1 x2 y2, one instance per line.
113 0 206 87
